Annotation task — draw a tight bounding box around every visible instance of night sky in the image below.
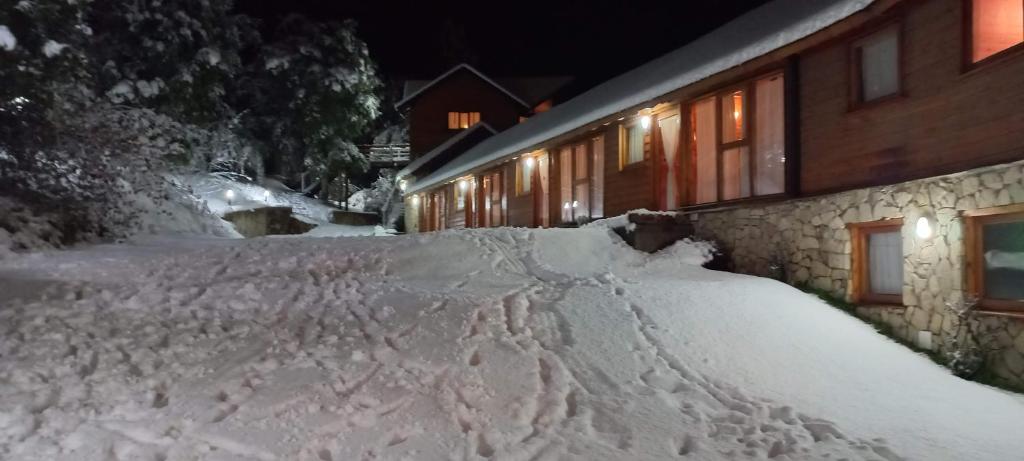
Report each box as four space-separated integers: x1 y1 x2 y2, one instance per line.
241 0 770 97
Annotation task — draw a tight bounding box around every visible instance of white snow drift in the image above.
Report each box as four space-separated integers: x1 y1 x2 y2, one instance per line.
1 228 1022 460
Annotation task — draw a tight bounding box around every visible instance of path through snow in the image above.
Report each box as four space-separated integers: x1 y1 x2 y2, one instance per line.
1 229 1022 460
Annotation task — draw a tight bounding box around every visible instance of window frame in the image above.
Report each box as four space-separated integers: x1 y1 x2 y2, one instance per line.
685 70 787 207
848 219 905 305
964 203 1024 313
618 120 648 170
849 20 905 109
963 0 1024 71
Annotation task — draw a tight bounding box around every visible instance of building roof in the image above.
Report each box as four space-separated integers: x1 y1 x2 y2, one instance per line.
396 64 532 109
397 122 498 178
406 0 876 194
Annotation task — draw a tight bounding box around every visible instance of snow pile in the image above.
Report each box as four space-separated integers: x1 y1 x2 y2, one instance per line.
177 173 339 223
1 227 1022 460
0 25 15 51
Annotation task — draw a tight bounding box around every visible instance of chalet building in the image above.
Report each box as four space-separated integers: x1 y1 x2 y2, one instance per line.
399 0 1024 386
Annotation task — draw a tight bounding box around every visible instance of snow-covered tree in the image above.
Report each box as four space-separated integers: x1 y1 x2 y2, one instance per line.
240 14 381 180
88 0 258 125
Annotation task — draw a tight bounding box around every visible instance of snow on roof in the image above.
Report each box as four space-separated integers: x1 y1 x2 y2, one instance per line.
407 0 875 194
397 122 497 178
396 64 531 109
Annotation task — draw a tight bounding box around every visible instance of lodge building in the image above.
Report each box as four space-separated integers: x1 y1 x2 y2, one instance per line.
397 0 1024 386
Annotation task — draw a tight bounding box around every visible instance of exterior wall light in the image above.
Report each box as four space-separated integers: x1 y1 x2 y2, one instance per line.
916 215 934 239
459 180 468 191
525 156 535 168
225 189 235 205
640 115 652 131
411 195 420 205
263 190 271 202
399 180 407 192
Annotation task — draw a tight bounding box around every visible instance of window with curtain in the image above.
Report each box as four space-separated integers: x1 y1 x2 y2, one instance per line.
516 157 532 195
853 24 900 103
850 221 903 305
591 136 605 218
447 112 481 129
966 207 1024 311
455 183 465 210
573 143 590 219
559 147 573 223
621 123 645 167
970 0 1024 63
689 73 785 205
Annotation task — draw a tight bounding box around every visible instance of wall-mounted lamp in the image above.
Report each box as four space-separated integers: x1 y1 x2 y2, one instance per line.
399 180 407 192
225 189 235 206
412 195 420 205
640 115 652 131
524 156 535 168
915 215 934 240
458 180 468 191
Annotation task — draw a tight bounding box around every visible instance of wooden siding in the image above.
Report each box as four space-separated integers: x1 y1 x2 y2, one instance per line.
408 69 524 158
800 0 1024 194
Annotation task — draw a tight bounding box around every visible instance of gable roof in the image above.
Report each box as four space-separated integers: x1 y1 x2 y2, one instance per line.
397 122 498 178
396 64 531 109
406 0 876 195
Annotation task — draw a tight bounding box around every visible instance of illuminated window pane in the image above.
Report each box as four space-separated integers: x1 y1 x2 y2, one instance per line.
754 74 785 195
692 97 717 204
721 90 745 143
972 0 1024 62
448 112 458 129
721 147 750 201
624 125 644 165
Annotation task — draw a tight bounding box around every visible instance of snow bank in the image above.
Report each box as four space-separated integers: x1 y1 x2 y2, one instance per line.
1 227 1021 460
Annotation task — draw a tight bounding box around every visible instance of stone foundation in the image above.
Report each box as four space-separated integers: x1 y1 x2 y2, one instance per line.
223 207 315 238
332 210 380 226
686 160 1024 386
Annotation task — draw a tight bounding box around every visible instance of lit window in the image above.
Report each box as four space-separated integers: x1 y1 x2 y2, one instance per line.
970 0 1024 63
849 220 904 305
516 157 533 195
455 182 466 210
853 24 900 103
447 112 481 129
620 123 645 167
690 73 785 204
965 205 1024 311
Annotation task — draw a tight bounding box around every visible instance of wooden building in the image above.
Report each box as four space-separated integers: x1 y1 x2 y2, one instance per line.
402 0 1024 384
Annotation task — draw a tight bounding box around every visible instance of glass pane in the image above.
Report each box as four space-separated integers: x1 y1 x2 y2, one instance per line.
574 183 590 220
574 144 588 179
460 113 470 129
859 25 899 101
627 125 644 164
983 219 1024 300
721 90 745 143
560 148 572 223
692 98 717 204
868 231 903 295
538 154 550 227
448 112 458 129
591 136 604 218
754 75 786 196
471 112 480 125
722 147 750 201
659 115 681 209
972 0 1024 62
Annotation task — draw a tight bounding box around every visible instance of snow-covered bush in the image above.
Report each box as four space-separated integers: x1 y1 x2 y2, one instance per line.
942 294 1005 378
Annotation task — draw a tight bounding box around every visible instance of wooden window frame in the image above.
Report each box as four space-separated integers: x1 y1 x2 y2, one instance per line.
963 0 1024 72
848 20 906 110
964 203 1024 313
685 70 787 207
618 121 648 170
848 219 905 305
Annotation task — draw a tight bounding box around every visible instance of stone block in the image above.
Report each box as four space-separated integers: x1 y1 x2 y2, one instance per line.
828 253 850 270
980 172 1003 189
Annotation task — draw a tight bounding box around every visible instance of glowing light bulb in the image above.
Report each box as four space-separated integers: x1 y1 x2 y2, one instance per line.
525 157 535 168
458 180 468 191
640 115 651 131
916 216 933 239
399 180 407 192
263 190 271 202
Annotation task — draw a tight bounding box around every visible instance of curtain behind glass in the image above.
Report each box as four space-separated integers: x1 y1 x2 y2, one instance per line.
755 75 785 195
859 25 899 101
722 147 750 200
560 148 572 223
628 125 644 164
659 115 681 209
591 136 605 218
693 98 717 204
868 231 903 295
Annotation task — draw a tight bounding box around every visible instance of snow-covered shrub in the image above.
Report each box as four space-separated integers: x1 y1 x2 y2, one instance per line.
942 294 1004 378
360 170 397 215
0 197 65 257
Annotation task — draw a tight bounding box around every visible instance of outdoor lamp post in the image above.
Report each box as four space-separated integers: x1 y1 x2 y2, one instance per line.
225 189 235 206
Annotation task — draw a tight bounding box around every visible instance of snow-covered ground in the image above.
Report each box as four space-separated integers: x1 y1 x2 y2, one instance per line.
1 228 1022 460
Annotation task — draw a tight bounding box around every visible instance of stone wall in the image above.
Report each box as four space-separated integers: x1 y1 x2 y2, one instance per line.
686 160 1024 386
223 207 314 238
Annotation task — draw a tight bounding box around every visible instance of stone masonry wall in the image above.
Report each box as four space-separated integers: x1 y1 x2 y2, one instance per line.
686 160 1024 386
